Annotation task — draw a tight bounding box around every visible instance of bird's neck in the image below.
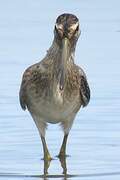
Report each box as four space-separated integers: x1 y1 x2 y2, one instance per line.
46 39 76 64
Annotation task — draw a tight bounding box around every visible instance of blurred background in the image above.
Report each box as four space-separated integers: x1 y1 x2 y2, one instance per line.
0 0 120 179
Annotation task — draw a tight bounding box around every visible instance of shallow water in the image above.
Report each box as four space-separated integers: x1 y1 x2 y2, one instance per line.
0 0 120 179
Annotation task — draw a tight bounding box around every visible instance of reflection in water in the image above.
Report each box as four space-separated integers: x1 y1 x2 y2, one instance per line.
43 159 51 175
59 156 67 175
43 156 68 179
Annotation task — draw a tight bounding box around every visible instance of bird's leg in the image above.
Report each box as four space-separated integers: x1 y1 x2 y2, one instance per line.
58 134 68 158
41 135 52 161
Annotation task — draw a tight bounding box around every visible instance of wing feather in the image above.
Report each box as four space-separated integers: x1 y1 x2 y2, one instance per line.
19 68 32 110
78 68 90 107
19 78 27 110
80 75 90 107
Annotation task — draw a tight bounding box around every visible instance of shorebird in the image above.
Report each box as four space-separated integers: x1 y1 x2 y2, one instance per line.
19 13 90 161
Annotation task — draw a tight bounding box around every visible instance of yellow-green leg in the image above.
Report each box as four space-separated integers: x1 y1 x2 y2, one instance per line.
58 134 68 158
41 136 52 161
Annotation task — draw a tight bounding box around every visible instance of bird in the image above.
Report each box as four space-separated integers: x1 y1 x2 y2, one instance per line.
19 13 90 161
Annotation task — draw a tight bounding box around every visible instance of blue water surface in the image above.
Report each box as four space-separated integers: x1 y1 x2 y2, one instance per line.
0 0 120 179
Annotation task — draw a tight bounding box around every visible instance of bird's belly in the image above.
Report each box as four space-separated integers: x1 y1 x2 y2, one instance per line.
29 95 80 124
27 83 80 123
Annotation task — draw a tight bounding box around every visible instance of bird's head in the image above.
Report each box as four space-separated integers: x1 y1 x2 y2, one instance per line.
54 13 80 47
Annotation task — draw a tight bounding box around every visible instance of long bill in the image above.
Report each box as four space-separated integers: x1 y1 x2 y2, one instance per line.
59 37 69 90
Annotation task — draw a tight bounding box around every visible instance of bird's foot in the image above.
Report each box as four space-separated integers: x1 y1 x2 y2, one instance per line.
44 154 52 161
41 152 52 161
57 151 69 159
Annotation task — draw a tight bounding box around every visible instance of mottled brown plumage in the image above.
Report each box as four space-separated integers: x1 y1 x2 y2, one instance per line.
19 13 90 161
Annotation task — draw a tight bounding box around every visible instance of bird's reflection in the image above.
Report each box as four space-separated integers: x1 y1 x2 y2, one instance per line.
59 156 67 175
43 159 51 176
43 156 68 179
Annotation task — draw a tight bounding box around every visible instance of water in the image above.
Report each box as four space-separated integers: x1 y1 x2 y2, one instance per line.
0 0 120 179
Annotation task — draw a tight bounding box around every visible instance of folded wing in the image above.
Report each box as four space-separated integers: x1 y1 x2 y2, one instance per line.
78 68 90 107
